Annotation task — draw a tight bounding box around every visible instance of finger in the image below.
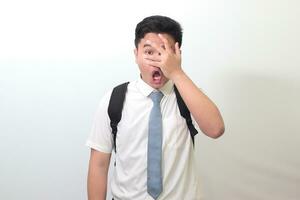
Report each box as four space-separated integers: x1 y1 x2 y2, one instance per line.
144 57 162 62
145 59 162 67
158 34 172 53
147 40 165 55
143 54 161 62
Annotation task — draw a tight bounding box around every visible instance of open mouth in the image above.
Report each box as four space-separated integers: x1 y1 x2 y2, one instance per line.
152 70 162 82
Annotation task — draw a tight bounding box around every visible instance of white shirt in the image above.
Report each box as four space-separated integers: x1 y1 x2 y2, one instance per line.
86 78 203 200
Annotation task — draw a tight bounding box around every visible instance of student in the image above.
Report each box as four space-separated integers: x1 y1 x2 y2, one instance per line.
86 15 225 200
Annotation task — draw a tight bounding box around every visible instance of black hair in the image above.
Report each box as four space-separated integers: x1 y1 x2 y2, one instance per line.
134 15 183 48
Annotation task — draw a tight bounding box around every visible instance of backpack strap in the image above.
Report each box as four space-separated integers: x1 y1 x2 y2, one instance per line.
108 82 129 152
174 85 198 146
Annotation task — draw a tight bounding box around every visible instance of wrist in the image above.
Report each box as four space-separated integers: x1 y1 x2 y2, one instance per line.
169 68 186 82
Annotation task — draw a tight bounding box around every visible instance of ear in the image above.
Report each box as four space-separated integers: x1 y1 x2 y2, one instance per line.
134 48 138 64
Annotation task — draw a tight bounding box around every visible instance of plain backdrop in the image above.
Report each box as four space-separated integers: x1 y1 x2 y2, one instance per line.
0 0 299 199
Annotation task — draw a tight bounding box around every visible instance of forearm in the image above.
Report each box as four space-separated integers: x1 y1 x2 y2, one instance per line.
87 164 108 200
171 69 225 138
87 149 111 200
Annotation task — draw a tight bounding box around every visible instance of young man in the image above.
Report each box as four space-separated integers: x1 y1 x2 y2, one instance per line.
86 15 225 200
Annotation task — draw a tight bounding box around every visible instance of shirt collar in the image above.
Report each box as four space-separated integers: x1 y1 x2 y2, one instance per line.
137 77 174 97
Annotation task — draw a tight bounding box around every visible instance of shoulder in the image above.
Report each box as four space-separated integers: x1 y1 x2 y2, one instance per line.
112 80 140 97
98 80 137 107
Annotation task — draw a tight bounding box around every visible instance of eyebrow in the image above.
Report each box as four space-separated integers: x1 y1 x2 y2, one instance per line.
143 44 152 48
143 44 167 50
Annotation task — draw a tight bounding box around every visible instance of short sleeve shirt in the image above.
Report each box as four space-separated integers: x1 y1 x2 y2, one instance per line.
86 78 203 200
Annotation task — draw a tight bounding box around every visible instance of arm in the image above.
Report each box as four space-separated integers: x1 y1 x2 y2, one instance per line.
171 70 225 138
87 149 111 200
145 34 225 138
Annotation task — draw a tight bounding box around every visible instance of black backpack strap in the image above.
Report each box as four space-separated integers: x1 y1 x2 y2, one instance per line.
174 85 198 146
108 82 129 152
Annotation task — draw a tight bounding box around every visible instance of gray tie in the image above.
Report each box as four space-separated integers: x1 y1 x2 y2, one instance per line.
147 91 163 199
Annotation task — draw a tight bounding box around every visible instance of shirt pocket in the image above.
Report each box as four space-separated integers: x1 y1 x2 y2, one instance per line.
163 115 190 150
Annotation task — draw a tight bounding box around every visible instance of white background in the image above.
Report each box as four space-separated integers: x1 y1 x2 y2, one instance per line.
0 0 299 199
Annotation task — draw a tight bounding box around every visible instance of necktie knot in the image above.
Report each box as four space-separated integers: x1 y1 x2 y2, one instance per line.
149 91 163 104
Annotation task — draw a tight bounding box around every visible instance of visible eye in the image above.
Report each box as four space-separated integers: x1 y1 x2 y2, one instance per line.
144 49 154 55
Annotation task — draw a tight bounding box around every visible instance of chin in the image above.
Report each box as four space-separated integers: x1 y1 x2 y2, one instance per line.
151 80 167 89
142 75 168 89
